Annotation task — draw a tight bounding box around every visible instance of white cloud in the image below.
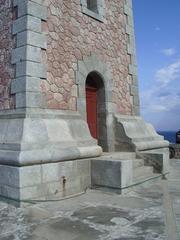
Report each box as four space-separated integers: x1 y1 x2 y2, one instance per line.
141 87 180 114
140 59 180 130
140 80 180 130
161 48 176 56
155 59 180 86
141 60 180 114
149 104 168 112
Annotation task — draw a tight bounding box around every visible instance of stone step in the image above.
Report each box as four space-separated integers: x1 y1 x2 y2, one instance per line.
100 152 136 161
90 151 162 194
132 173 162 190
132 158 144 169
133 166 154 180
91 157 132 193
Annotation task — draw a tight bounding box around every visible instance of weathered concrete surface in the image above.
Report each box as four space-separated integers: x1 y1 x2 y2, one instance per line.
0 159 180 240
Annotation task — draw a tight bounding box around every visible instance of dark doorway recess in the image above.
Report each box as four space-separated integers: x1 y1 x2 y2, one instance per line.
86 71 108 151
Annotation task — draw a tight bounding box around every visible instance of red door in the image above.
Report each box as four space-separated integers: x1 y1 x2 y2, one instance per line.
86 86 97 139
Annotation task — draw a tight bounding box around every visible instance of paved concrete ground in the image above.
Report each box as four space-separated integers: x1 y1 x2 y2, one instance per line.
0 159 180 240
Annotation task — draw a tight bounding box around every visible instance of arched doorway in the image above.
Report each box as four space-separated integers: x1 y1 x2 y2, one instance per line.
86 71 108 151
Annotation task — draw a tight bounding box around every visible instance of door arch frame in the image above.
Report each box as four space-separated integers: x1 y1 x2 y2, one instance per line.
86 71 107 149
76 54 116 151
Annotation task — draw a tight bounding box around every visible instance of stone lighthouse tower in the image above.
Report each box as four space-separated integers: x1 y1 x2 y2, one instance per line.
0 0 169 204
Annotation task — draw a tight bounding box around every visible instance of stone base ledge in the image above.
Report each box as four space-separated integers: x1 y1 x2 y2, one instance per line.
114 115 169 151
0 159 91 206
0 108 86 119
0 109 102 166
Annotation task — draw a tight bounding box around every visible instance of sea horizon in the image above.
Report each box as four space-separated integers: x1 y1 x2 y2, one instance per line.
157 131 177 144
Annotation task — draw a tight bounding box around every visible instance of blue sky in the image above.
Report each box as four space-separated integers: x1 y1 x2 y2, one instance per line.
133 0 180 131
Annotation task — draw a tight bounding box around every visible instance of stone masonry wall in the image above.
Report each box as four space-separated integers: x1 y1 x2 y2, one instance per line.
41 0 132 114
0 0 15 110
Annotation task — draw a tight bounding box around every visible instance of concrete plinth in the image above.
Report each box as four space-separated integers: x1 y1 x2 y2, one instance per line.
0 109 102 166
114 115 170 174
0 109 101 204
91 154 133 193
114 115 169 151
0 159 91 206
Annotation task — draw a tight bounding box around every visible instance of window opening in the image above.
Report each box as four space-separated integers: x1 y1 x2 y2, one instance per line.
87 0 98 13
80 0 104 22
